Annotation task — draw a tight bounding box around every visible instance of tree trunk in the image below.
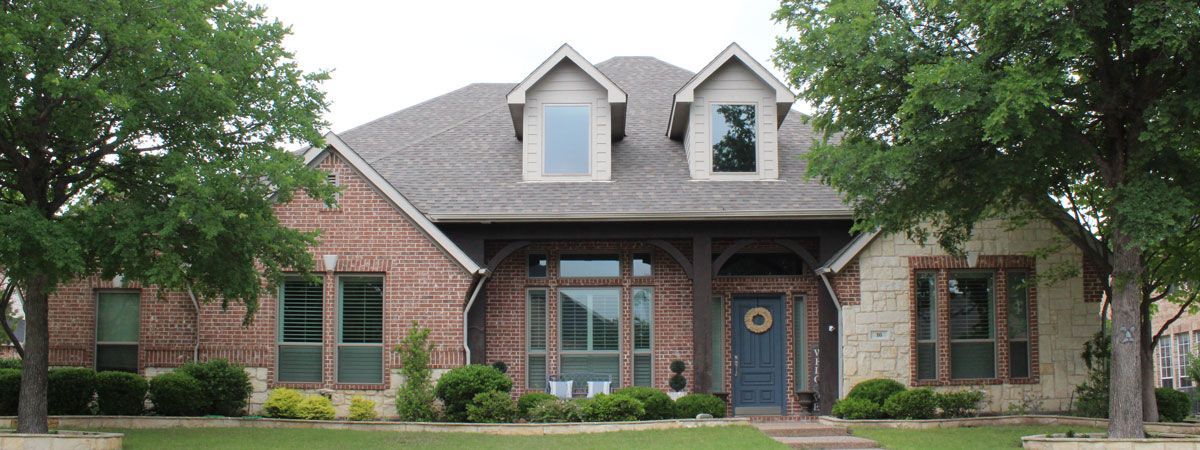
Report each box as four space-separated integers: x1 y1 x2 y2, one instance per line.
1140 304 1158 423
1108 233 1145 438
16 275 49 434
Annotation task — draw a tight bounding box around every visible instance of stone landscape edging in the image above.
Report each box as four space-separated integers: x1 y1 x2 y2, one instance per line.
818 414 1200 435
1022 432 1200 450
3 415 749 436
0 430 123 450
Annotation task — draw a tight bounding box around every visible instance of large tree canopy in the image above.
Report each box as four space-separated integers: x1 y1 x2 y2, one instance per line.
0 0 334 433
773 0 1200 438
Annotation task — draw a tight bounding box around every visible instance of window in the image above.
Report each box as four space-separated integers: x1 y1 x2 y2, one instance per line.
794 296 807 391
559 254 620 278
279 278 323 382
559 288 620 384
948 273 995 379
632 253 652 277
528 254 548 278
710 295 726 392
96 292 139 373
527 289 548 390
338 277 383 384
716 253 803 276
915 272 937 380
633 288 653 386
1177 333 1192 388
711 103 757 173
543 105 590 175
1160 338 1175 388
1007 272 1031 378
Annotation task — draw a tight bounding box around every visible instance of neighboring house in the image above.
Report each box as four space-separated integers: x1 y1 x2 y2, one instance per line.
44 43 1103 417
1152 300 1200 393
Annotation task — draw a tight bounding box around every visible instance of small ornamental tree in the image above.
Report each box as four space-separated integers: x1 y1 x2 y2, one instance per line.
669 360 687 392
395 321 437 421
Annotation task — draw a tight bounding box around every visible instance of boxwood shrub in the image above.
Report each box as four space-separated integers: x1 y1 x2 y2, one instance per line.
348 396 379 421
178 359 252 416
614 386 675 420
466 390 518 423
935 390 985 418
149 372 207 416
517 392 557 418
434 364 512 422
0 358 20 370
48 367 96 415
882 387 937 419
0 368 19 415
674 393 726 419
847 378 906 407
296 394 335 420
580 393 644 422
262 388 304 419
1156 387 1190 423
831 397 882 419
95 371 149 415
528 399 582 423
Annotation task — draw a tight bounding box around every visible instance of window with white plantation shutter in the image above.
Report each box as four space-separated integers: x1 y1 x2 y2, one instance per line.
559 288 620 384
915 272 937 380
948 273 995 379
632 288 652 386
527 289 548 390
278 278 323 383
338 276 383 384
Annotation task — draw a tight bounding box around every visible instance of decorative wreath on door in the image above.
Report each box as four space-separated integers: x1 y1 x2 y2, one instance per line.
744 307 773 334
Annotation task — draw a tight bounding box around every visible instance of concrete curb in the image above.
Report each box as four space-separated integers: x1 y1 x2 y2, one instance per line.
818 414 1200 434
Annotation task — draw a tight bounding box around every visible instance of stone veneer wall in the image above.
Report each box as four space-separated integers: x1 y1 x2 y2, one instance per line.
842 219 1099 413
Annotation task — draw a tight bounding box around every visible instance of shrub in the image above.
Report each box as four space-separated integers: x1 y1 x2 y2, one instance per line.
348 396 379 421
48 367 96 415
149 372 207 416
296 394 335 420
178 359 252 416
528 399 582 423
0 358 20 369
517 392 557 418
935 390 986 418
674 393 726 419
580 393 644 422
95 371 148 415
668 360 687 392
395 322 437 421
434 364 512 422
831 397 882 419
1073 330 1110 418
882 388 937 419
614 386 675 420
466 391 518 423
847 378 906 407
1156 387 1190 423
262 388 304 419
0 368 19 415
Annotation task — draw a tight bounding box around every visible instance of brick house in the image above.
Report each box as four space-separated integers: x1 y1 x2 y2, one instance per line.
45 43 1102 417
1152 301 1200 393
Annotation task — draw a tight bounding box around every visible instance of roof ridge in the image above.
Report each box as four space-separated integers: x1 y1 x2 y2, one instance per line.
339 83 507 136
366 103 508 166
596 56 695 75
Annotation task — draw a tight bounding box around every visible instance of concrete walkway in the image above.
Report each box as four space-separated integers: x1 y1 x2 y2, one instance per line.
752 422 882 449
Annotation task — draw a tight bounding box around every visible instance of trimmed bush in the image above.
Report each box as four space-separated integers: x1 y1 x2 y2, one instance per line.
149 372 207 416
262 388 304 419
528 399 582 423
466 391 518 423
935 390 985 418
517 392 557 418
1156 387 1190 423
434 364 513 422
882 388 937 419
580 393 644 422
0 368 19 415
178 359 252 416
669 360 687 392
296 394 335 420
614 386 675 420
48 367 96 415
95 371 148 415
674 393 726 419
847 378 906 407
0 358 20 369
831 397 882 419
348 396 379 421
395 322 437 421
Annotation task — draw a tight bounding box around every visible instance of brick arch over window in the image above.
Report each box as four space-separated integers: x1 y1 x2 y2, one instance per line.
711 238 820 277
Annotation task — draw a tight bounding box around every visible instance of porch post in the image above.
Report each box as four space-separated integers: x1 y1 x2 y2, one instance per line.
692 235 713 392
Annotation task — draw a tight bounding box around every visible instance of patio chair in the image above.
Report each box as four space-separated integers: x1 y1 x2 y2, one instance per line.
547 372 613 398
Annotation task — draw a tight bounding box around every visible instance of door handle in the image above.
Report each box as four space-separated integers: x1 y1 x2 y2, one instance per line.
733 355 740 378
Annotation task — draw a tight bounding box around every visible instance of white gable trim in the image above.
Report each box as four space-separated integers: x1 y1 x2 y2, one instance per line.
817 230 881 274
302 132 484 275
506 43 628 139
668 43 797 139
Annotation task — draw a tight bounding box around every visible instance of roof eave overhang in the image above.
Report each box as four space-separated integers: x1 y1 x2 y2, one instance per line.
667 43 797 139
427 209 854 223
507 44 628 140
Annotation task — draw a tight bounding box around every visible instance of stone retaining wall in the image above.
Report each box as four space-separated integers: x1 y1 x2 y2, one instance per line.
0 431 123 450
820 414 1200 435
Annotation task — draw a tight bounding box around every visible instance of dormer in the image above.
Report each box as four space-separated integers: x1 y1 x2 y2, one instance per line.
507 44 627 182
668 43 796 181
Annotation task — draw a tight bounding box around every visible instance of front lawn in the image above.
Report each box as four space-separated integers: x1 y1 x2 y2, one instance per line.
851 425 1104 450
92 425 785 450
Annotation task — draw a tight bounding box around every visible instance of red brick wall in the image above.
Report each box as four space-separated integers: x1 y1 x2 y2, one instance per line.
1082 257 1105 303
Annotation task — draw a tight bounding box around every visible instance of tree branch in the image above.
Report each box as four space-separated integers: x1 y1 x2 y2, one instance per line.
1153 290 1200 347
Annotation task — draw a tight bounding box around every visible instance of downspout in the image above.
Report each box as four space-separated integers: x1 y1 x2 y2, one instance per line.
463 269 491 365
187 288 200 362
817 269 844 404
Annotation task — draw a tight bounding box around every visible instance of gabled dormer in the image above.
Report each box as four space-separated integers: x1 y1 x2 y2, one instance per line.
507 44 627 182
668 43 796 181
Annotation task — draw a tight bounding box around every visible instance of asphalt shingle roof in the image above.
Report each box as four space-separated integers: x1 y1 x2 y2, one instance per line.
338 56 849 221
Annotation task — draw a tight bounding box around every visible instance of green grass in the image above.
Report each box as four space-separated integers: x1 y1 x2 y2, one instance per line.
851 425 1104 450
90 425 786 450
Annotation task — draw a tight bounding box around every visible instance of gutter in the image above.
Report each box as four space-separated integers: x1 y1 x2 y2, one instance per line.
463 268 491 365
816 268 845 408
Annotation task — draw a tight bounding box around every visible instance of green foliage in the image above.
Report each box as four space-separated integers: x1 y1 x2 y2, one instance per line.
668 360 687 392
491 361 508 374
579 393 645 422
296 395 335 421
466 391 519 423
47 367 96 415
0 368 20 415
1154 388 1190 423
847 378 907 407
935 390 986 418
434 364 512 422
831 397 883 420
1073 330 1110 418
179 359 252 416
95 371 149 415
395 322 437 421
0 358 20 370
528 399 583 423
614 386 676 420
262 388 304 419
669 360 686 374
517 392 557 418
882 388 938 420
674 393 726 419
149 372 207 417
348 396 379 421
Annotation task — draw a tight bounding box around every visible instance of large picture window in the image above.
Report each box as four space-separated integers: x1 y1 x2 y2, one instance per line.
632 288 653 386
338 277 384 384
96 292 140 373
527 289 548 390
543 105 590 175
278 278 323 382
948 273 995 379
711 103 757 173
559 288 620 383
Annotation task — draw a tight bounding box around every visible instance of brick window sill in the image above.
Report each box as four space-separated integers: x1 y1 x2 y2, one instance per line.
913 377 1040 387
272 382 324 389
333 383 387 391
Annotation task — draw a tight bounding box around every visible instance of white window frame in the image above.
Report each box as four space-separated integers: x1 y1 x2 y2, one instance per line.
1177 333 1192 388
541 103 592 177
1160 338 1175 388
708 101 761 178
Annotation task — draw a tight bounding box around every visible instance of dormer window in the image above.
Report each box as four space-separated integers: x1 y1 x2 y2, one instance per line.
711 103 757 173
544 104 591 175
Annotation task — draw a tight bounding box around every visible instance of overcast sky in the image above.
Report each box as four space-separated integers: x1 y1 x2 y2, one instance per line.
254 0 801 133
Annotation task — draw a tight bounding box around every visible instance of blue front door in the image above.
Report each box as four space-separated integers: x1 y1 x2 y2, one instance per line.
732 295 786 415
